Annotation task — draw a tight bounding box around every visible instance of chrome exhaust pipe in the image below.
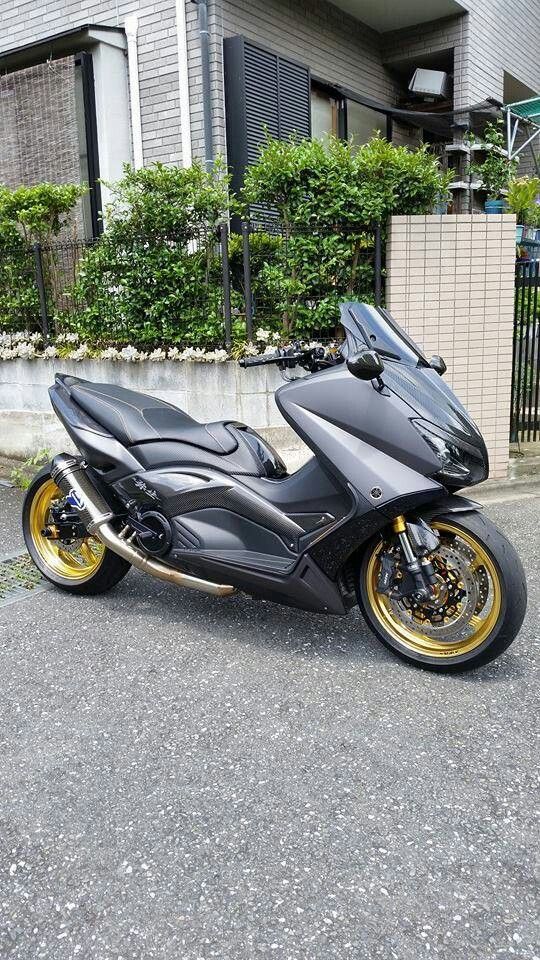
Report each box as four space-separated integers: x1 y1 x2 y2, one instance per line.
50 454 235 597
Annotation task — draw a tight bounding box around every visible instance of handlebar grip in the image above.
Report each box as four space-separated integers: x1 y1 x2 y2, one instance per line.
238 353 277 368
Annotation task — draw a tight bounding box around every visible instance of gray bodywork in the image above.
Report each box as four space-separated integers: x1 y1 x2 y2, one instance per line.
47 304 487 614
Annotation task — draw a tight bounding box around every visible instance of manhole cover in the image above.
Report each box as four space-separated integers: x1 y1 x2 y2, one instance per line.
0 552 50 607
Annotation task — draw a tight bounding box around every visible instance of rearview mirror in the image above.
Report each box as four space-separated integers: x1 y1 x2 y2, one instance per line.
430 354 447 376
347 350 385 381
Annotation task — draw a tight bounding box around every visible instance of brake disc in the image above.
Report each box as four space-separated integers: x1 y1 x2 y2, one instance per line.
388 539 483 643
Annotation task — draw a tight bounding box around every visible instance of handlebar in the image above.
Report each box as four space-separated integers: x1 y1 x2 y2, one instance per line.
238 345 342 374
238 353 282 368
239 346 328 369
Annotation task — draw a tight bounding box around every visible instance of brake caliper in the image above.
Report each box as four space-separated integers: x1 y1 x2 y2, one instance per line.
377 518 441 601
45 499 88 542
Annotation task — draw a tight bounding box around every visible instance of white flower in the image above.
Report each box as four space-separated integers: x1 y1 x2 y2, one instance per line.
148 348 167 362
68 344 89 361
29 332 43 344
99 347 120 361
244 342 259 357
308 340 323 350
271 332 281 343
167 347 184 362
255 327 270 343
202 348 228 363
181 347 207 361
56 332 80 345
0 346 16 360
16 341 37 359
42 345 58 359
119 345 142 362
210 348 228 363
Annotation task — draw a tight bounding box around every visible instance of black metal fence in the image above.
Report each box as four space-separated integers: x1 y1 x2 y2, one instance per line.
511 259 540 442
0 222 383 349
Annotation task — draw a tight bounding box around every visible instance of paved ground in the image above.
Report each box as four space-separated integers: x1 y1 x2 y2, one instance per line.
0 485 539 960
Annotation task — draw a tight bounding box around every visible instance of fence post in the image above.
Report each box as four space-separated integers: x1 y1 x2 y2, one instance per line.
510 261 522 443
219 222 232 351
32 242 49 341
374 223 382 307
241 220 253 341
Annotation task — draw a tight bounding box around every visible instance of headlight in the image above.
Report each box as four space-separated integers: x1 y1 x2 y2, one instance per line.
411 418 488 485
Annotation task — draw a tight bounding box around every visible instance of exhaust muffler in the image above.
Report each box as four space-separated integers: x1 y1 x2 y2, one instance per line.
50 454 235 597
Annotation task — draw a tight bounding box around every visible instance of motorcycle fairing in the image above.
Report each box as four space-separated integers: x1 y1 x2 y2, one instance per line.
47 344 449 612
275 364 444 506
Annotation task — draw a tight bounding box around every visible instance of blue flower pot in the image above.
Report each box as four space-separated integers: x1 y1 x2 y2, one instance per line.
485 199 505 214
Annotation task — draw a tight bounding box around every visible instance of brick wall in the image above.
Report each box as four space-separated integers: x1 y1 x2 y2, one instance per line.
383 2 540 112
459 0 540 106
386 214 516 480
1 0 539 178
0 0 182 167
187 0 401 162
382 14 468 109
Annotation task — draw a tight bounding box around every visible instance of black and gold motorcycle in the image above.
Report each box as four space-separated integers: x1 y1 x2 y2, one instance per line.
23 303 527 672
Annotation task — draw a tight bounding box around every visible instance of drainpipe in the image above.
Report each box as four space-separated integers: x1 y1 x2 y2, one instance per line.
192 0 214 171
175 0 193 167
124 14 144 169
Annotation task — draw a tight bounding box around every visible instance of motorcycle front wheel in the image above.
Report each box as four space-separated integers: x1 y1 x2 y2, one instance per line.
357 510 527 672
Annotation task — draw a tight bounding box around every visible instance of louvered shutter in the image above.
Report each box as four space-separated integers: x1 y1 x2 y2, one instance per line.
224 36 311 195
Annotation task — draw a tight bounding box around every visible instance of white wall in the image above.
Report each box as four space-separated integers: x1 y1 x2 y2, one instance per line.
91 35 132 210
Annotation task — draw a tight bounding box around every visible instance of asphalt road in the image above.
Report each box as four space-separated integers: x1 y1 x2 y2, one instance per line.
0 486 539 960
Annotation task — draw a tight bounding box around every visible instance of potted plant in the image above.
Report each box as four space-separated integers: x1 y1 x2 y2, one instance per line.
471 120 518 213
507 177 540 241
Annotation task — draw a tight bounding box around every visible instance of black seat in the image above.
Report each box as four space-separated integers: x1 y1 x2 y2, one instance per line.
62 376 238 454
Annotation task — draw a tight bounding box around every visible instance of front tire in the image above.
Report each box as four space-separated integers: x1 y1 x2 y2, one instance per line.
22 466 131 595
357 510 527 672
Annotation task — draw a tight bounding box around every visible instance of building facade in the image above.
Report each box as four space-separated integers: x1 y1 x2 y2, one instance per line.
1 0 539 234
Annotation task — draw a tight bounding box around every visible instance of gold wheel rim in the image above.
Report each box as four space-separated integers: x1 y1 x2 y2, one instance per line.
29 477 105 581
366 520 502 659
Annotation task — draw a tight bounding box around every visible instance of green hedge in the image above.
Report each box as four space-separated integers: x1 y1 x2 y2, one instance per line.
0 137 450 345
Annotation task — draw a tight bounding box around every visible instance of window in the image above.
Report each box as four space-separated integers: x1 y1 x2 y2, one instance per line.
0 28 131 239
311 85 342 139
346 99 387 144
310 82 391 145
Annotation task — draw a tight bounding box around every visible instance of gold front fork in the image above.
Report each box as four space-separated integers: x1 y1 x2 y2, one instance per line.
391 515 407 535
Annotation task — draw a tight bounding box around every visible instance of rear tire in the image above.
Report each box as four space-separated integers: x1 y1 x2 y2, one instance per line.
23 466 131 596
357 510 527 672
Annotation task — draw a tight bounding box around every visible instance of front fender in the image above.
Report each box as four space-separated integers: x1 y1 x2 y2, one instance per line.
416 494 482 521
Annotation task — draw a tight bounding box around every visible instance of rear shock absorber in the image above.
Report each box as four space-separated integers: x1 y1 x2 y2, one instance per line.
392 515 431 601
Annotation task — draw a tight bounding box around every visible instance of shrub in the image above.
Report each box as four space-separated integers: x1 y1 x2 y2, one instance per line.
243 134 450 227
0 182 86 244
471 120 518 199
1 138 452 345
70 161 230 346
241 135 450 335
507 176 540 226
0 182 85 331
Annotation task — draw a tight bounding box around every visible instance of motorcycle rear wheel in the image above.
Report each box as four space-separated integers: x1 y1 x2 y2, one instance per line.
23 466 130 595
357 510 527 672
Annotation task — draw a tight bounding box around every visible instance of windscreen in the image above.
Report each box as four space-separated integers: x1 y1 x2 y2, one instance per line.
339 302 429 367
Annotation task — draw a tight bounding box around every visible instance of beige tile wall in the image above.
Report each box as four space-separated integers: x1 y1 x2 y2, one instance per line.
386 214 516 480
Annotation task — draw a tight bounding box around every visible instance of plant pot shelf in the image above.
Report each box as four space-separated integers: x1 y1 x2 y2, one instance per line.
445 143 470 155
469 142 509 157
